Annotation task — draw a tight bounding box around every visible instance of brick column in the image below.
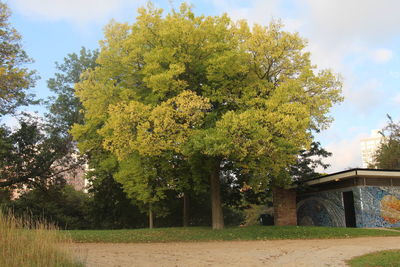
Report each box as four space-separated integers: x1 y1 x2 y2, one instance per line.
273 187 297 226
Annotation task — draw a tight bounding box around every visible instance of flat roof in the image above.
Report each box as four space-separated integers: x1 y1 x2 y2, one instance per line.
303 168 400 186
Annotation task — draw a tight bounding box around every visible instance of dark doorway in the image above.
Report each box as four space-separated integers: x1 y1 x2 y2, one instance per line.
343 191 356 227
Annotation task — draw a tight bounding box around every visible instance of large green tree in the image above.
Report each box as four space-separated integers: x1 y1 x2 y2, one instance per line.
0 1 36 116
72 4 342 229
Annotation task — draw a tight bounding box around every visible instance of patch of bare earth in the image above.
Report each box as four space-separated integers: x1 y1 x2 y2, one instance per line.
68 236 400 267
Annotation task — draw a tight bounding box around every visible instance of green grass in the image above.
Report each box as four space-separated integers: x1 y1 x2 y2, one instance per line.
66 225 400 243
347 250 400 267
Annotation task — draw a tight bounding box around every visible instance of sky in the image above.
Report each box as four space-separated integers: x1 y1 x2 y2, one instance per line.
4 0 400 173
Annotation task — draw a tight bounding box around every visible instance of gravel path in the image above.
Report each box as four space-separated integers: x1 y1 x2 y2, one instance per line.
69 236 400 267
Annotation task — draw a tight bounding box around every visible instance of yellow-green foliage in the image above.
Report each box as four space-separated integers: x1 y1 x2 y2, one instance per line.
0 210 83 267
243 205 273 226
71 2 343 201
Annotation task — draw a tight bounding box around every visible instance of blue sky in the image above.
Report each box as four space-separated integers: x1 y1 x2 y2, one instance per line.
4 0 400 172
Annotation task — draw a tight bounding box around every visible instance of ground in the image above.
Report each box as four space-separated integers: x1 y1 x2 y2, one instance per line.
69 236 400 267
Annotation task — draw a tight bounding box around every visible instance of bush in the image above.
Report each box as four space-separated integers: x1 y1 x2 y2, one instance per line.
243 204 273 226
10 185 91 229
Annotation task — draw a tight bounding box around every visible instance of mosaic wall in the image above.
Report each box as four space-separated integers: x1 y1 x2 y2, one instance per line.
356 186 400 228
297 186 400 228
297 190 346 227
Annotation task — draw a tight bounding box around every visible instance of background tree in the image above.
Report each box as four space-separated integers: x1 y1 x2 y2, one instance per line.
0 115 75 189
0 47 98 190
0 1 36 116
72 4 342 229
290 141 332 181
45 47 150 228
371 115 400 169
9 184 90 229
46 47 98 132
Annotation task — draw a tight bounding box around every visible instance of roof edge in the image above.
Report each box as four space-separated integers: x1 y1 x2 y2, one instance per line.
302 168 400 186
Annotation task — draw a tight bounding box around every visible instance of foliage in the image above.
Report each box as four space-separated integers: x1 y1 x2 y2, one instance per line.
47 47 98 132
242 204 273 226
371 115 400 169
0 46 97 192
0 209 83 267
0 116 82 189
67 226 400 243
43 47 147 229
72 3 342 228
10 185 90 229
86 167 148 229
0 187 11 204
290 141 332 181
347 249 400 267
0 1 37 116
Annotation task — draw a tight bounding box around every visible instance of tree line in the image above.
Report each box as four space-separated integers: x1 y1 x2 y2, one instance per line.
1 1 343 229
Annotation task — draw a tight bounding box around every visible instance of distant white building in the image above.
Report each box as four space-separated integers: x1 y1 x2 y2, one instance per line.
360 130 384 168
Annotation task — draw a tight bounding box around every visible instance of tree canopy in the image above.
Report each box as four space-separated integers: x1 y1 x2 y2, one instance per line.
47 47 98 133
72 3 342 229
371 115 400 169
0 1 36 116
0 116 71 189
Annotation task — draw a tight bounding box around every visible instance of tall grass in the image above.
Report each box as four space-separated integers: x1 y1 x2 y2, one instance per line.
0 209 84 267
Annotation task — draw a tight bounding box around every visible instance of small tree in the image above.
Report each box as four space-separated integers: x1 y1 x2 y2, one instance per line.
371 115 400 169
290 141 332 181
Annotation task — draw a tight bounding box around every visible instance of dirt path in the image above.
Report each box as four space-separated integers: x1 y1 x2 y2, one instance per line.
69 237 400 267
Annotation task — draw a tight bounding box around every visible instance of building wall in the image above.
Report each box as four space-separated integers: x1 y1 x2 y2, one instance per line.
360 130 384 168
297 186 400 228
355 186 400 227
297 190 346 227
273 188 297 226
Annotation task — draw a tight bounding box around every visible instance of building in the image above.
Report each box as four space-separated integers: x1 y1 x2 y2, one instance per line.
295 169 400 228
54 153 90 192
62 163 89 192
360 130 384 168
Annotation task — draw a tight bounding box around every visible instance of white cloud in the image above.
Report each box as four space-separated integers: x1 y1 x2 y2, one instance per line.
211 0 281 26
302 0 400 43
10 0 140 25
371 49 393 63
343 79 383 113
322 134 367 173
1 115 20 130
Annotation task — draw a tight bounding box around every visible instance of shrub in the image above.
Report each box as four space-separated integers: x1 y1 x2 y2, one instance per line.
10 185 91 229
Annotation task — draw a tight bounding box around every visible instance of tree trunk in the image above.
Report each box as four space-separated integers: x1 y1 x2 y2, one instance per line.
210 160 224 229
183 192 189 227
149 204 154 229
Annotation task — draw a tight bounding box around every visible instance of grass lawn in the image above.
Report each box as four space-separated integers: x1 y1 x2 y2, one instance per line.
347 250 400 267
66 225 400 243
